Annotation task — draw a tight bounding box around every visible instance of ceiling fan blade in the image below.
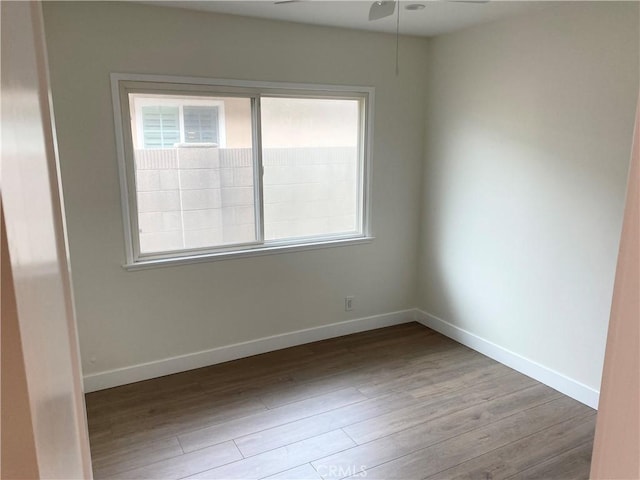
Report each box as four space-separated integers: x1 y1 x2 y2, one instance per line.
369 1 396 21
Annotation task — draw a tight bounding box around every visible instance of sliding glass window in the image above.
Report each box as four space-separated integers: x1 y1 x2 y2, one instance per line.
112 75 373 268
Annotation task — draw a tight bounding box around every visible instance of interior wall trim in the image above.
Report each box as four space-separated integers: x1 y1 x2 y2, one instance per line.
82 309 414 393
414 309 600 409
83 308 600 409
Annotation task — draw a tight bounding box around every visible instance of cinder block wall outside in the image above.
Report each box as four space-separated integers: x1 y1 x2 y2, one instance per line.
135 146 358 253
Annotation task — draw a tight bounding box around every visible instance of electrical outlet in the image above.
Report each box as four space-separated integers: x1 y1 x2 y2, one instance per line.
345 296 354 311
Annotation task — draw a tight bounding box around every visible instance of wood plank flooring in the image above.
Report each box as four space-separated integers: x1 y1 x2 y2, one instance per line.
86 323 596 480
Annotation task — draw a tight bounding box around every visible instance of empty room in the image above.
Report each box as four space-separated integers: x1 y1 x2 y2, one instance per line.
2 1 639 479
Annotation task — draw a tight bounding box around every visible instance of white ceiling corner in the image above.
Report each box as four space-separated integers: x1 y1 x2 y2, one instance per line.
140 0 545 37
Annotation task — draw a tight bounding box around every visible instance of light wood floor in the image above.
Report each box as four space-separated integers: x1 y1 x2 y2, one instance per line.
86 323 596 480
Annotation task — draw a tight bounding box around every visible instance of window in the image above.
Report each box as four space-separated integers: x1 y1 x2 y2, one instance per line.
183 106 219 144
133 96 225 149
141 106 179 148
112 74 373 268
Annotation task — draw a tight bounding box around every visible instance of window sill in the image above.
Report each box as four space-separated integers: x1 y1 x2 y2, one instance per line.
122 236 375 271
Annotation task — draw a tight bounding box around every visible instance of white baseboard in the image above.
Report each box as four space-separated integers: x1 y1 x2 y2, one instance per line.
84 308 601 409
414 309 600 409
83 309 415 393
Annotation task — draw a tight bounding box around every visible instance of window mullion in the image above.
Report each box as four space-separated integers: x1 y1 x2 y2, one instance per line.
178 105 185 144
252 96 265 244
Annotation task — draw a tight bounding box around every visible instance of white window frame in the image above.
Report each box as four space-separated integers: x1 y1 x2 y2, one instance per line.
111 73 374 270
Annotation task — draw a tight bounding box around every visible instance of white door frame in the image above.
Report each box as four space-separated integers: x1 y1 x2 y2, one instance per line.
1 1 92 477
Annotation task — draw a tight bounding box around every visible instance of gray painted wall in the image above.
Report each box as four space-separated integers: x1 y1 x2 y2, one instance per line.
418 1 639 390
43 1 428 377
43 1 638 394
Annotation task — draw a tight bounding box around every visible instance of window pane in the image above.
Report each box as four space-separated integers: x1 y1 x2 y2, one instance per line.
142 106 180 148
129 94 256 254
184 106 219 144
261 97 360 241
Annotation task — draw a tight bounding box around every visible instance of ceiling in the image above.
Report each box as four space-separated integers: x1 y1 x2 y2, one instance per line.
144 1 543 37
